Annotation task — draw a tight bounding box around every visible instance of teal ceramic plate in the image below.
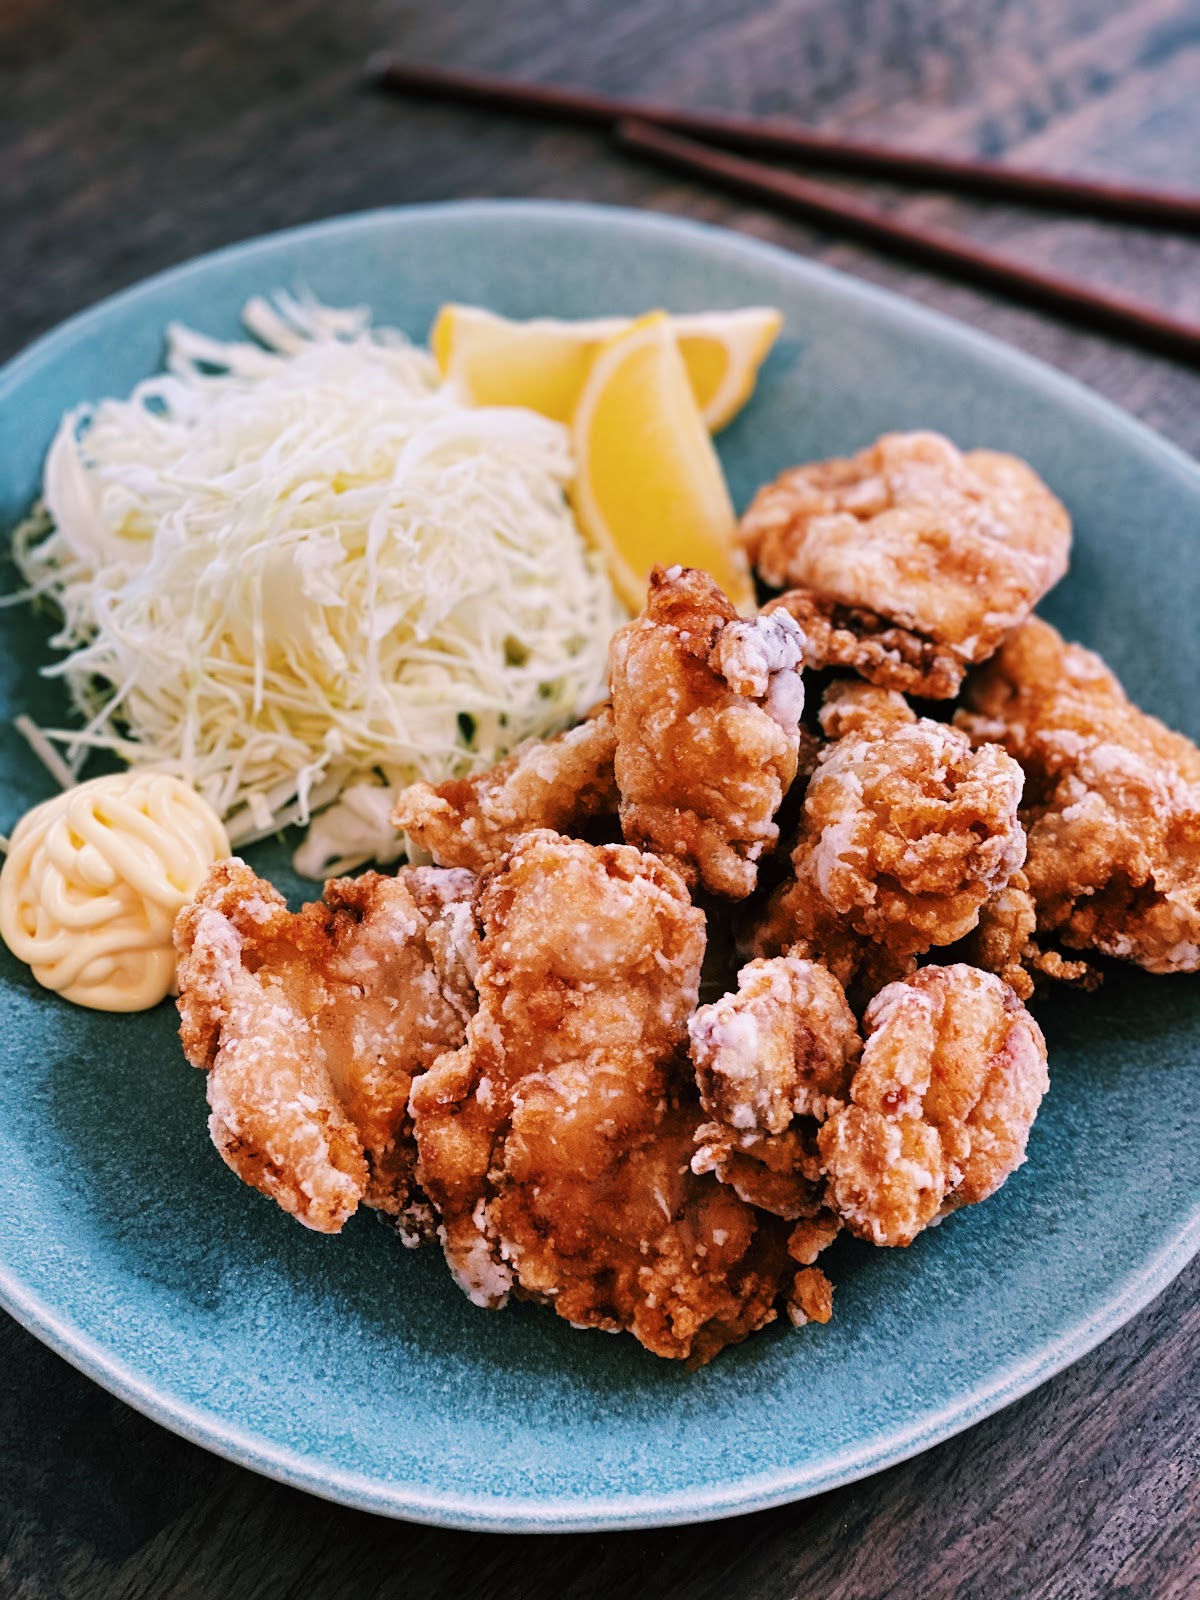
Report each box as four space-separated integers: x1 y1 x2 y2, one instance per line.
1 203 1198 1532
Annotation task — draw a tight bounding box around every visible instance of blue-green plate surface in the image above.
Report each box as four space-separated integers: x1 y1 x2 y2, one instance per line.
0 202 1198 1532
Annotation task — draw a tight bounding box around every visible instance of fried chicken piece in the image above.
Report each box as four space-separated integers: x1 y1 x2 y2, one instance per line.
961 871 1099 999
800 687 1026 953
958 617 1200 972
819 965 1049 1247
609 564 806 899
687 954 856 1315
749 686 1027 998
689 955 860 1230
410 830 790 1363
765 590 964 700
176 857 478 1236
390 704 617 872
690 955 861 1135
743 431 1071 698
744 692 915 999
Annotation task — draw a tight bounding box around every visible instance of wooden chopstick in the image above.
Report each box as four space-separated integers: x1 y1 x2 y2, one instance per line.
616 119 1200 367
368 56 1200 231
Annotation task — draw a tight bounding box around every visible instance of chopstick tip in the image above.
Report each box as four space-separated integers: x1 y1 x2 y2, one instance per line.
364 50 396 85
613 116 661 149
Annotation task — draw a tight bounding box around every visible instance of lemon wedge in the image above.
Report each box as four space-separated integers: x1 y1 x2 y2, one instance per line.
571 313 754 615
670 308 785 431
431 304 782 431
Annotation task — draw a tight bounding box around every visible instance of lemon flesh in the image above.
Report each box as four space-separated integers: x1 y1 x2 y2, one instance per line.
431 304 782 432
570 313 754 615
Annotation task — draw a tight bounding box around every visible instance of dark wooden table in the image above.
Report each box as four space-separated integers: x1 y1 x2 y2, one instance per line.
4 3 1200 1595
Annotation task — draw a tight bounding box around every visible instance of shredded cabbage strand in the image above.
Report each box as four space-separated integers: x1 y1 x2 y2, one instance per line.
13 292 621 872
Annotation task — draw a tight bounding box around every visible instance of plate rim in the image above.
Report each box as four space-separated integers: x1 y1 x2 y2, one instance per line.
1 197 1198 1533
5 198 1199 495
2 1201 1197 1532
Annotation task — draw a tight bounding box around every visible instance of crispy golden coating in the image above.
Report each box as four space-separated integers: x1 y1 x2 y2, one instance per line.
690 955 860 1136
815 680 920 742
743 431 1071 698
801 697 1026 953
500 1093 790 1365
765 590 964 700
753 692 1026 986
689 955 860 1234
958 617 1200 972
748 890 917 1012
745 879 915 1011
960 873 1039 1001
390 705 617 872
175 858 477 1236
788 1211 843 1266
690 1124 826 1224
610 564 806 899
819 965 1049 1247
788 1265 835 1327
410 831 790 1363
960 871 1099 999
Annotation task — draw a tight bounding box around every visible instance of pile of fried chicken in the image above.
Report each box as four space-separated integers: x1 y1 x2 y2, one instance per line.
175 430 1200 1367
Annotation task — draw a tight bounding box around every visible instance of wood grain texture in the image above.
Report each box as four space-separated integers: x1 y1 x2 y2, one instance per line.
2 2 1199 1595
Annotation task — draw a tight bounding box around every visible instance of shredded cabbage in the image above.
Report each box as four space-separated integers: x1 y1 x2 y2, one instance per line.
12 293 621 873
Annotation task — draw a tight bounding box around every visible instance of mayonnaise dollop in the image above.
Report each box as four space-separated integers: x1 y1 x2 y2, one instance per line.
0 771 229 1011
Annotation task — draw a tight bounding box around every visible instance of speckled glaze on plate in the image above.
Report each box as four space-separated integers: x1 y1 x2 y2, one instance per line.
0 202 1198 1533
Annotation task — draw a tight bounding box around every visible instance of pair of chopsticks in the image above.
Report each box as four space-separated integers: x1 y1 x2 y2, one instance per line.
368 57 1200 366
